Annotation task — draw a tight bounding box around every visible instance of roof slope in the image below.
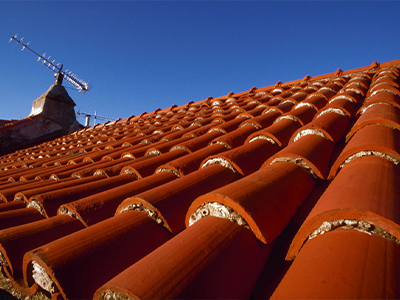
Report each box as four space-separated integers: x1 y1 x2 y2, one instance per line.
0 59 400 300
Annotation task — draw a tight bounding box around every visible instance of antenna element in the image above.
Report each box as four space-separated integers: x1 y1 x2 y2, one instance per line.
9 34 91 93
77 111 115 126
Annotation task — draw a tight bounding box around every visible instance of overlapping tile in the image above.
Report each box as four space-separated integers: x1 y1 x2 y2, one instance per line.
0 59 399 299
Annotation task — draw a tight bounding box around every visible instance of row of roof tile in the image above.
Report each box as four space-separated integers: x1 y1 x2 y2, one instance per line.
0 60 399 299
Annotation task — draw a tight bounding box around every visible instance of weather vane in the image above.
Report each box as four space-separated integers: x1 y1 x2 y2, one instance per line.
9 34 91 93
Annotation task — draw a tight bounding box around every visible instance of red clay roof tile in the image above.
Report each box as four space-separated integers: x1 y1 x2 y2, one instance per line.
0 208 43 230
0 59 400 299
59 171 178 227
347 102 400 141
116 164 242 233
202 139 280 176
187 161 315 244
94 216 273 300
291 110 350 143
264 134 335 180
23 211 172 299
0 201 26 213
272 229 400 299
329 124 400 178
287 156 400 260
247 117 302 147
26 174 136 218
0 215 82 288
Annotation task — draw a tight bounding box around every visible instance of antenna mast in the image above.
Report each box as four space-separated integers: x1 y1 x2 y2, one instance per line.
77 111 115 126
9 34 91 93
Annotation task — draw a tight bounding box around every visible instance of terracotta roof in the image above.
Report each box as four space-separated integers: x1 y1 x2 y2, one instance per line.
1 59 400 299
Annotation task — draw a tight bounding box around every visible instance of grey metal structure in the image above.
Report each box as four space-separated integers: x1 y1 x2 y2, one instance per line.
9 34 91 93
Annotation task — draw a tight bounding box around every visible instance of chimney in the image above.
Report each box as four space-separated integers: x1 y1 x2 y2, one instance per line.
0 78 83 155
29 77 81 133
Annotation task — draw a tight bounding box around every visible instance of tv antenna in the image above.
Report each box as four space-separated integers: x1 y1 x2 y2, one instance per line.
9 34 91 93
77 110 115 126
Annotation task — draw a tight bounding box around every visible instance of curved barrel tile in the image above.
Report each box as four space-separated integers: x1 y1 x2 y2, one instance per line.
272 229 400 299
23 211 172 300
94 217 273 300
302 93 328 109
209 125 260 149
0 201 26 213
365 89 400 105
0 215 82 295
201 139 280 176
283 104 317 125
287 156 400 260
58 171 178 227
0 208 44 230
116 164 242 233
26 174 136 218
325 95 356 116
264 134 335 180
291 109 350 143
0 179 74 203
13 175 103 203
329 124 400 178
187 162 315 244
120 149 187 179
158 143 227 177
247 118 302 147
347 103 400 141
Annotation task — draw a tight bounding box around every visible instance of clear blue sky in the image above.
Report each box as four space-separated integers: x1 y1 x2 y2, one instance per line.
1 1 399 125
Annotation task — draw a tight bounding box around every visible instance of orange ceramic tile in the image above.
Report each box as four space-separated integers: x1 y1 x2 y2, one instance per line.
13 175 104 203
187 162 315 243
239 110 279 128
287 156 400 260
0 60 400 299
157 143 227 177
370 77 399 90
0 166 46 182
365 88 400 105
280 103 317 125
0 201 26 213
272 229 400 299
23 211 172 300
172 129 224 152
93 156 148 177
330 124 400 178
202 139 280 176
247 118 302 147
0 208 43 230
291 91 308 101
291 109 350 143
325 94 356 116
275 99 296 113
116 164 242 233
0 178 75 202
66 157 130 178
58 171 178 227
94 216 273 300
26 174 136 218
302 92 328 109
209 125 260 149
264 134 335 179
347 102 400 141
17 165 66 181
0 215 82 294
120 149 187 179
142 135 193 156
